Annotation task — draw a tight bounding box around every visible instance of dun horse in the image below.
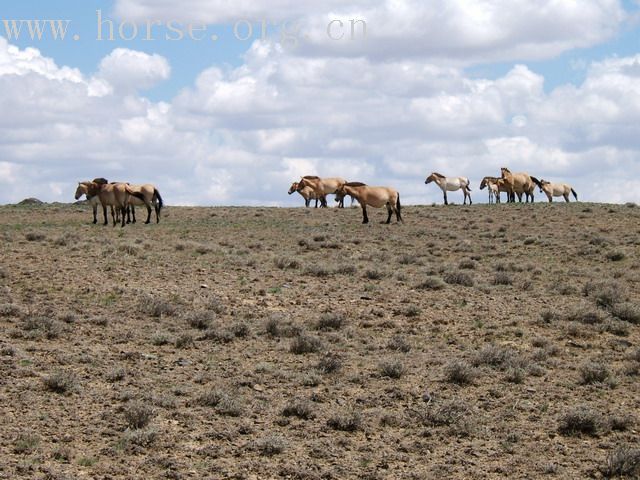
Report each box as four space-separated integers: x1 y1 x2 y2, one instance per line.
114 183 164 223
539 180 578 202
500 168 542 203
335 182 402 224
296 176 346 208
479 176 507 204
288 182 320 208
425 172 472 205
75 181 144 227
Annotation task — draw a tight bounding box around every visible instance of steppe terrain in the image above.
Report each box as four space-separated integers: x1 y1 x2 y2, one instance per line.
1 202 639 479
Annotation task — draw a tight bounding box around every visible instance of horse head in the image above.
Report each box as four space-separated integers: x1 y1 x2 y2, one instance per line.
480 177 488 190
288 182 298 195
75 182 90 200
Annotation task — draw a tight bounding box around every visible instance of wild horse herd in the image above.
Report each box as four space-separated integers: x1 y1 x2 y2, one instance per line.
75 168 577 226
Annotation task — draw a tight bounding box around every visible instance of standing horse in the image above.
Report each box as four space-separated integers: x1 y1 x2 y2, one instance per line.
113 183 164 223
75 181 143 227
539 180 578 203
425 172 472 205
500 168 542 203
479 177 507 204
76 177 110 224
335 182 402 224
296 176 346 208
288 182 320 208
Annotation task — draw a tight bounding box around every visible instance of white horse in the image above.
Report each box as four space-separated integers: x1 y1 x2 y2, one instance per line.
425 172 472 205
539 180 578 203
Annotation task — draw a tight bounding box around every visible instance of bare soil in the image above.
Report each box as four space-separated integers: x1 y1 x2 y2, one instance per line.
1 202 639 479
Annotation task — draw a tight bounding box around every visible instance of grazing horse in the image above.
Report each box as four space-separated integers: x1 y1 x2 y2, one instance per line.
425 172 472 205
539 180 578 203
113 183 164 223
500 168 542 203
288 182 320 208
479 176 507 204
296 176 346 208
335 182 402 224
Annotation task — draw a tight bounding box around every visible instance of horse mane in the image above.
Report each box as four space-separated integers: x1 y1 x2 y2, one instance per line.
345 182 367 187
302 175 320 180
431 172 446 179
501 167 511 173
92 177 109 184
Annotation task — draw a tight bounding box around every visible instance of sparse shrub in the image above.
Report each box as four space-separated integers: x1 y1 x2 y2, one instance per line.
264 315 282 337
106 367 126 383
203 327 234 343
305 265 331 277
275 257 300 270
327 409 362 432
317 353 342 374
174 333 194 349
22 315 62 339
472 344 514 369
387 335 411 353
197 388 226 407
206 295 226 314
43 370 78 395
124 401 154 429
443 360 476 385
184 310 213 330
443 272 474 287
52 445 72 462
282 400 314 420
566 306 606 325
493 272 513 286
230 322 250 338
290 334 323 354
606 250 626 262
0 303 21 316
583 281 624 308
315 313 345 331
254 435 286 456
335 264 357 275
540 310 559 323
25 232 46 242
13 433 39 454
420 399 474 436
458 259 476 270
365 269 385 280
139 294 176 318
151 332 170 346
523 237 536 245
404 305 421 318
505 367 525 384
609 414 634 432
379 359 405 379
602 319 629 337
119 428 157 449
558 405 602 436
216 394 244 417
399 254 420 265
610 302 640 324
601 446 640 478
579 361 611 385
416 276 446 291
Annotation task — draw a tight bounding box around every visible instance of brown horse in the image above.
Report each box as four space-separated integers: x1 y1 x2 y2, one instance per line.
76 177 109 224
113 183 164 223
335 182 402 224
500 168 542 203
296 176 346 208
288 181 320 208
75 181 144 227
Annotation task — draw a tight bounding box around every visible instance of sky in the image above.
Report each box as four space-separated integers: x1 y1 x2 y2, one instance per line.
1 0 640 206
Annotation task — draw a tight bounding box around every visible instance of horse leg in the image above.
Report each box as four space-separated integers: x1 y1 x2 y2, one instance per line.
385 204 392 224
145 204 151 224
92 204 98 224
103 205 109 226
564 194 569 203
361 205 369 224
443 191 448 205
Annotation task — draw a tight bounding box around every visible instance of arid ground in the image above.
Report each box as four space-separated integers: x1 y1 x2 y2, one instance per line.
1 202 639 479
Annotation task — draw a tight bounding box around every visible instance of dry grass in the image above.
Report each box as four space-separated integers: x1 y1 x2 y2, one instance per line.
1 202 639 478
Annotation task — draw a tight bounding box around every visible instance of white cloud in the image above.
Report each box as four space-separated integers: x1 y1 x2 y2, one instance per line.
97 48 170 93
2 20 640 207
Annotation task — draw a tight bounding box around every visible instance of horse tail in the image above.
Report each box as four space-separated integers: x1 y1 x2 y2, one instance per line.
154 188 164 211
571 188 578 201
530 176 542 189
396 193 401 215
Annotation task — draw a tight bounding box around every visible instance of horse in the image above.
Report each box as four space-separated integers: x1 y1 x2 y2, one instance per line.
539 180 578 203
113 183 164 223
424 172 472 205
296 176 346 208
288 182 320 208
479 176 507 204
335 182 402 224
75 181 143 227
76 177 110 224
500 168 542 203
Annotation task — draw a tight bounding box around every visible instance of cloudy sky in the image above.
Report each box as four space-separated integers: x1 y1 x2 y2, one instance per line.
1 0 640 205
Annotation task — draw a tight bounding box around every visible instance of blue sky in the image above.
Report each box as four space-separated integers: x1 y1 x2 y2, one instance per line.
1 0 640 205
